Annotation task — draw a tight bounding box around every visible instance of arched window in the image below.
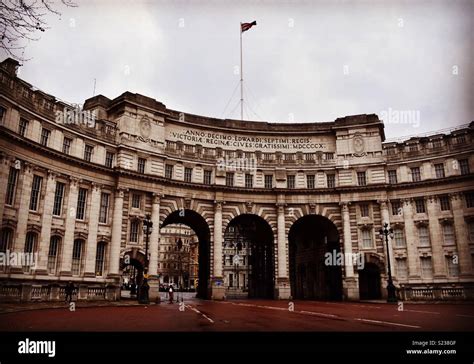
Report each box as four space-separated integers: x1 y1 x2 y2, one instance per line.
0 228 13 272
23 232 37 273
48 236 61 274
95 241 107 276
72 239 84 276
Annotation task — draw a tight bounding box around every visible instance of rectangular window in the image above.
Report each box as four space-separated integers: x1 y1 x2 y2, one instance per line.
204 170 212 185
29 175 43 211
459 159 469 175
40 128 50 146
391 200 402 216
130 221 139 243
264 175 273 189
361 229 373 248
394 228 405 247
47 236 60 274
0 106 5 124
442 224 455 245
165 164 173 179
245 173 253 188
469 222 474 243
62 137 72 155
434 163 445 178
446 256 459 277
357 171 367 186
327 174 335 188
95 242 106 276
131 193 141 209
23 233 37 273
388 170 398 184
396 258 408 279
324 152 334 160
98 192 110 224
408 144 418 152
19 118 28 137
105 151 114 168
420 257 433 279
466 192 474 208
455 134 466 144
307 175 315 189
411 167 421 182
432 139 442 148
5 167 18 206
360 203 369 217
52 182 65 216
439 195 450 211
137 158 146 174
418 226 430 247
415 198 426 214
84 144 93 162
287 175 295 189
184 167 193 183
71 239 83 276
225 172 234 187
76 188 87 220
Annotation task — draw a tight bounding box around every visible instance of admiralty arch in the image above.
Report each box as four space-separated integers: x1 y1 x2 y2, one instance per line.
0 57 473 302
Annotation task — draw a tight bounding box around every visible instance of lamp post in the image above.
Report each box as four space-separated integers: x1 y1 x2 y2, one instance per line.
379 222 397 303
176 232 183 303
139 214 153 304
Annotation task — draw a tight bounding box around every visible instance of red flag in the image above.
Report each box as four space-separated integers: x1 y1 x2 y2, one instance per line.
241 21 257 33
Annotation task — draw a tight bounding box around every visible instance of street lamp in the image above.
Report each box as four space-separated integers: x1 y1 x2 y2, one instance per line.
379 222 397 303
176 232 183 302
139 214 153 304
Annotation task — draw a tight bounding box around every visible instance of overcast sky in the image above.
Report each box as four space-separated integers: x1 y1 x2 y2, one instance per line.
4 0 473 139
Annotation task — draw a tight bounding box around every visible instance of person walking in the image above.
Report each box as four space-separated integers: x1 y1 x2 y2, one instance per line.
168 284 174 304
65 281 76 303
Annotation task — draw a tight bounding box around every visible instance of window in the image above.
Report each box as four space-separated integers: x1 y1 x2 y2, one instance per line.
360 204 369 217
361 229 373 248
62 137 72 154
415 198 426 214
327 174 335 188
411 167 421 182
204 170 212 185
99 192 110 223
459 159 469 175
95 242 106 276
442 224 455 245
105 151 114 168
84 144 93 162
47 236 60 274
357 171 367 186
432 139 442 148
455 134 466 144
420 257 433 278
0 106 5 124
137 158 146 173
19 118 28 137
466 192 474 208
40 128 50 146
418 226 430 247
72 239 83 276
396 258 408 279
434 163 445 178
76 188 87 220
446 256 459 277
184 167 193 183
0 228 12 253
393 228 405 247
264 175 273 189
391 200 402 216
165 164 173 179
225 172 234 187
408 144 418 152
52 182 65 216
325 152 334 160
439 195 450 211
5 167 18 206
130 220 140 243
307 175 315 189
29 175 42 209
388 170 397 184
131 193 141 209
23 232 37 273
287 175 295 189
245 173 253 188
469 221 474 243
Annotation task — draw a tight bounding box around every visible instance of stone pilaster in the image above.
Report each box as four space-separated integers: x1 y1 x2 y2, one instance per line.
108 188 125 277
83 183 101 277
402 198 420 279
340 201 358 300
450 193 472 277
275 202 290 299
211 200 225 300
148 193 162 301
12 162 33 254
426 196 446 277
0 153 11 228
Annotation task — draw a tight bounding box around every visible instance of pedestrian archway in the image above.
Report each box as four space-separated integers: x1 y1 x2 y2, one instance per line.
358 263 382 300
223 214 274 299
289 215 343 300
161 209 211 299
120 248 145 299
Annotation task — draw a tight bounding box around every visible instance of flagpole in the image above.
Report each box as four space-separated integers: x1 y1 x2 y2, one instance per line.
240 23 243 121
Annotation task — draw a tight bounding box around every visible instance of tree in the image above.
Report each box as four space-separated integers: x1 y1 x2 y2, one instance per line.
0 0 77 61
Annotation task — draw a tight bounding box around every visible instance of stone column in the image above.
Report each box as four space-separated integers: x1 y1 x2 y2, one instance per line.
402 199 420 279
275 202 290 299
58 176 80 276
12 163 33 253
426 196 446 277
450 193 472 276
84 183 101 277
378 199 396 279
340 202 358 300
211 200 225 299
35 171 59 274
108 188 125 277
0 154 11 228
148 193 161 301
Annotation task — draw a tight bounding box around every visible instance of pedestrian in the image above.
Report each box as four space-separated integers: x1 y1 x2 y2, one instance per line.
168 284 174 304
65 281 75 303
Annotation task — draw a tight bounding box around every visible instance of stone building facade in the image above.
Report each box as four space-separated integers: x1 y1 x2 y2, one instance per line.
0 57 473 302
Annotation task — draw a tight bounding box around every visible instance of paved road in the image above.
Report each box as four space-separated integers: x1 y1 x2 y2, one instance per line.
1 299 473 331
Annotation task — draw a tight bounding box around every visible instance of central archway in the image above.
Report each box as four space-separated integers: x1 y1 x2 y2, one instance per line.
223 214 274 299
289 215 343 300
161 209 211 299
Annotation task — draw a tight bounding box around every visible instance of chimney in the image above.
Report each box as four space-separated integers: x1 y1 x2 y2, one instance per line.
0 58 21 76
